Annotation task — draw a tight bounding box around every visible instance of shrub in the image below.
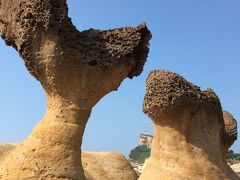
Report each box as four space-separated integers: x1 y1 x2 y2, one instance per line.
226 150 240 160
129 145 151 164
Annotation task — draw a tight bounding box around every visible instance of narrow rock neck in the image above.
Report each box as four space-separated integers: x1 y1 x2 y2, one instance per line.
150 113 225 168
29 95 92 150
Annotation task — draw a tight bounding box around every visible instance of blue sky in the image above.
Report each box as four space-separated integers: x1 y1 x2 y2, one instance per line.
0 0 240 156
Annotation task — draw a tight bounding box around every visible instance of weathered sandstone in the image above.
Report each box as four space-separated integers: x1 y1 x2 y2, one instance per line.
140 70 239 180
0 144 15 163
0 0 151 179
223 111 238 156
0 144 137 180
82 152 138 180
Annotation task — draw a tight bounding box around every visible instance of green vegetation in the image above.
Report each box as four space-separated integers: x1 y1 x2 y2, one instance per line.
129 145 151 164
129 147 240 164
226 150 240 160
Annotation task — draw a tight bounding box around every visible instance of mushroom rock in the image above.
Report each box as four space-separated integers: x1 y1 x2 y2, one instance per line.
140 70 239 180
82 152 138 180
223 111 238 154
0 0 151 179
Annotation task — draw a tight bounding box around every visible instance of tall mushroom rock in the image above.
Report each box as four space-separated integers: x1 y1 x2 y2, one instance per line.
0 0 151 179
140 70 239 180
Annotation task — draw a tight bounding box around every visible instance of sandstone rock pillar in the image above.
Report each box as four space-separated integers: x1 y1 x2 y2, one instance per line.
0 0 151 179
140 70 239 180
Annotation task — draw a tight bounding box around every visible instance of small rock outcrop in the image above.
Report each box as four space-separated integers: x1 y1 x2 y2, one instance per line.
82 152 138 180
140 70 239 180
0 144 15 163
0 0 151 179
0 144 138 180
223 111 238 155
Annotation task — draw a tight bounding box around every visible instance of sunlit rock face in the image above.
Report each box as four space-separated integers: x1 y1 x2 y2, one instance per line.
0 144 138 180
140 70 239 180
0 0 151 179
0 144 15 163
82 152 138 180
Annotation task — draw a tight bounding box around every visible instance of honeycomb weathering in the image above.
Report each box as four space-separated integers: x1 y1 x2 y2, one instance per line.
1 0 238 179
140 70 239 180
143 70 222 122
0 0 151 179
0 0 151 80
223 111 238 150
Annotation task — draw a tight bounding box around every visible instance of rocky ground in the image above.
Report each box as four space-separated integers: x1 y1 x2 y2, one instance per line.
230 163 240 177
129 159 240 177
0 143 138 180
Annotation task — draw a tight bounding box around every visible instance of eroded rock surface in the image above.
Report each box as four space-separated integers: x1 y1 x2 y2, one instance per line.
223 111 238 154
0 0 151 179
82 152 138 180
0 144 137 180
0 144 16 163
140 70 239 180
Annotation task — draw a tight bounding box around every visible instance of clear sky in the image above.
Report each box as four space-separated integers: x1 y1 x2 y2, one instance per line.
0 0 240 156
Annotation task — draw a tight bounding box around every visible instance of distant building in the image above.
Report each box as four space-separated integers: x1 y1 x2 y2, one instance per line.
139 134 153 148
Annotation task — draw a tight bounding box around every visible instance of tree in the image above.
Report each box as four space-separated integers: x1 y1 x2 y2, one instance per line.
129 145 151 164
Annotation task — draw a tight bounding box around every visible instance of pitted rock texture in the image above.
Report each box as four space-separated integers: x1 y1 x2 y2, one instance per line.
143 70 222 121
0 0 150 79
0 144 138 180
223 111 238 151
0 0 151 179
140 70 239 180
